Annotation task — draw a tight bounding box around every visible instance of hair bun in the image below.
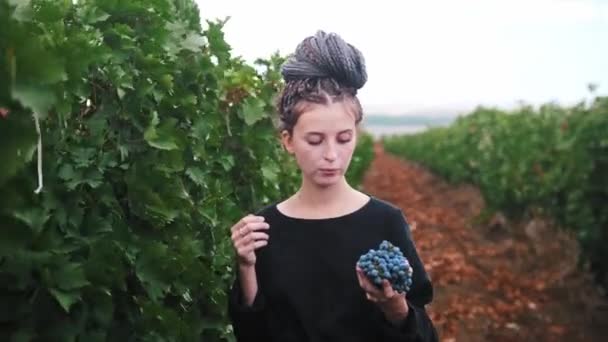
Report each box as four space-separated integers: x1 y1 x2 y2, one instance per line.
281 30 368 90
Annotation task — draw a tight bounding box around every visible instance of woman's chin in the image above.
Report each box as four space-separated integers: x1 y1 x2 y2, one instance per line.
312 174 343 187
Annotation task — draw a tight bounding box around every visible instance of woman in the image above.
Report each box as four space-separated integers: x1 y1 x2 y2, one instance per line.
227 30 438 342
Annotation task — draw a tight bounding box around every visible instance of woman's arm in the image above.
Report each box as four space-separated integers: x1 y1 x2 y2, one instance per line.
238 264 259 306
227 263 271 341
376 207 438 341
227 215 272 341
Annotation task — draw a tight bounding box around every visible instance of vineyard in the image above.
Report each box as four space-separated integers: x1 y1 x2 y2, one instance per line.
383 98 608 290
0 0 372 340
363 145 608 341
2 0 607 341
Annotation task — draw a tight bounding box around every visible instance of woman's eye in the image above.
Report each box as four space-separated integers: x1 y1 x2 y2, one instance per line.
308 140 322 145
338 134 352 143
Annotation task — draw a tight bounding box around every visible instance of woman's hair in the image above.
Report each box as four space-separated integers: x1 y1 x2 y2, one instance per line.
276 30 368 134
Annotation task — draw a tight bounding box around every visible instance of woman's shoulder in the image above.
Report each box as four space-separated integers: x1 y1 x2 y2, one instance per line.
358 196 413 231
362 195 404 216
253 200 281 218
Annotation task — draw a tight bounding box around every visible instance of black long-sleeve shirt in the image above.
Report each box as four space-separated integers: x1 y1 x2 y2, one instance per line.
228 195 438 342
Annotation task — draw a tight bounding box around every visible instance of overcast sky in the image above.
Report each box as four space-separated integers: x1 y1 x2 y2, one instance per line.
196 0 608 116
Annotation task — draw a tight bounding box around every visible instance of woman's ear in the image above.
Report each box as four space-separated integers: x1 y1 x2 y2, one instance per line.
281 130 294 154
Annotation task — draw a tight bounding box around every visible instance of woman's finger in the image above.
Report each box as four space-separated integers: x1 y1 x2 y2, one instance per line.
234 232 269 245
235 232 269 249
364 283 393 304
231 215 265 234
382 279 396 298
252 239 268 249
356 268 384 297
231 222 269 243
248 231 269 241
230 214 251 233
240 221 270 237
237 239 268 256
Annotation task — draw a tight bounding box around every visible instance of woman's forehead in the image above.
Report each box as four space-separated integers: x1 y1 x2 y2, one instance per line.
296 103 357 130
297 120 355 135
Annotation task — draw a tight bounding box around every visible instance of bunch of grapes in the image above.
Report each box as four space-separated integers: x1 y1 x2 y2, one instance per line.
357 240 413 293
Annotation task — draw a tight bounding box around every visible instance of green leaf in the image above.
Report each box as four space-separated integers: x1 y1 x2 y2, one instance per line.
84 240 127 289
181 33 206 52
241 97 266 125
261 164 278 182
182 94 197 105
77 5 111 24
72 147 96 168
87 112 108 139
11 84 56 115
34 0 69 21
0 114 37 187
219 155 234 171
10 0 33 22
92 11 111 23
205 20 232 63
186 167 206 186
135 242 170 301
159 74 174 90
145 201 180 225
191 118 212 139
144 113 181 150
15 41 67 85
48 288 80 313
53 263 89 290
12 207 50 235
117 87 126 99
57 164 75 180
198 205 219 227
145 132 179 150
155 150 185 173
83 169 104 188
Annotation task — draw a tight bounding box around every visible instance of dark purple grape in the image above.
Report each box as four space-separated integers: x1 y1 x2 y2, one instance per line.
357 240 414 293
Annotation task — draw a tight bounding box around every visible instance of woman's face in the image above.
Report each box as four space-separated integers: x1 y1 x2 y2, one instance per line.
281 101 358 188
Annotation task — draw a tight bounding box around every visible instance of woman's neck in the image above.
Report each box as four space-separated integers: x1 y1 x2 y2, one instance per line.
293 177 356 209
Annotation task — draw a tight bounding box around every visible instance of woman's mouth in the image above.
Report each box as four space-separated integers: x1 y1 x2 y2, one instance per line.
319 169 339 176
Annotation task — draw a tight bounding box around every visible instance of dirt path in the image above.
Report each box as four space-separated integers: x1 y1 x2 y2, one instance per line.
362 143 608 342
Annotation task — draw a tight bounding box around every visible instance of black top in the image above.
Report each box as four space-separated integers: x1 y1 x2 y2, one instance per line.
228 195 438 342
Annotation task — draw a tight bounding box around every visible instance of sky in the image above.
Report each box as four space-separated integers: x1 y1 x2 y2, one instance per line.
195 0 608 116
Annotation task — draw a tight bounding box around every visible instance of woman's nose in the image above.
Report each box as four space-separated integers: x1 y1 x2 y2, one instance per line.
323 143 337 161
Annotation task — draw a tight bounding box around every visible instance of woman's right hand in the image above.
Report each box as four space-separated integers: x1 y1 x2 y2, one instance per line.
230 214 270 266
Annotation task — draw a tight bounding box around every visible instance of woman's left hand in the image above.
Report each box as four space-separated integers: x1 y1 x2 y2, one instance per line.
356 266 409 324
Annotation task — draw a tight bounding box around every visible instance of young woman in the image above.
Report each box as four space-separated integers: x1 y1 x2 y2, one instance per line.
227 30 438 342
